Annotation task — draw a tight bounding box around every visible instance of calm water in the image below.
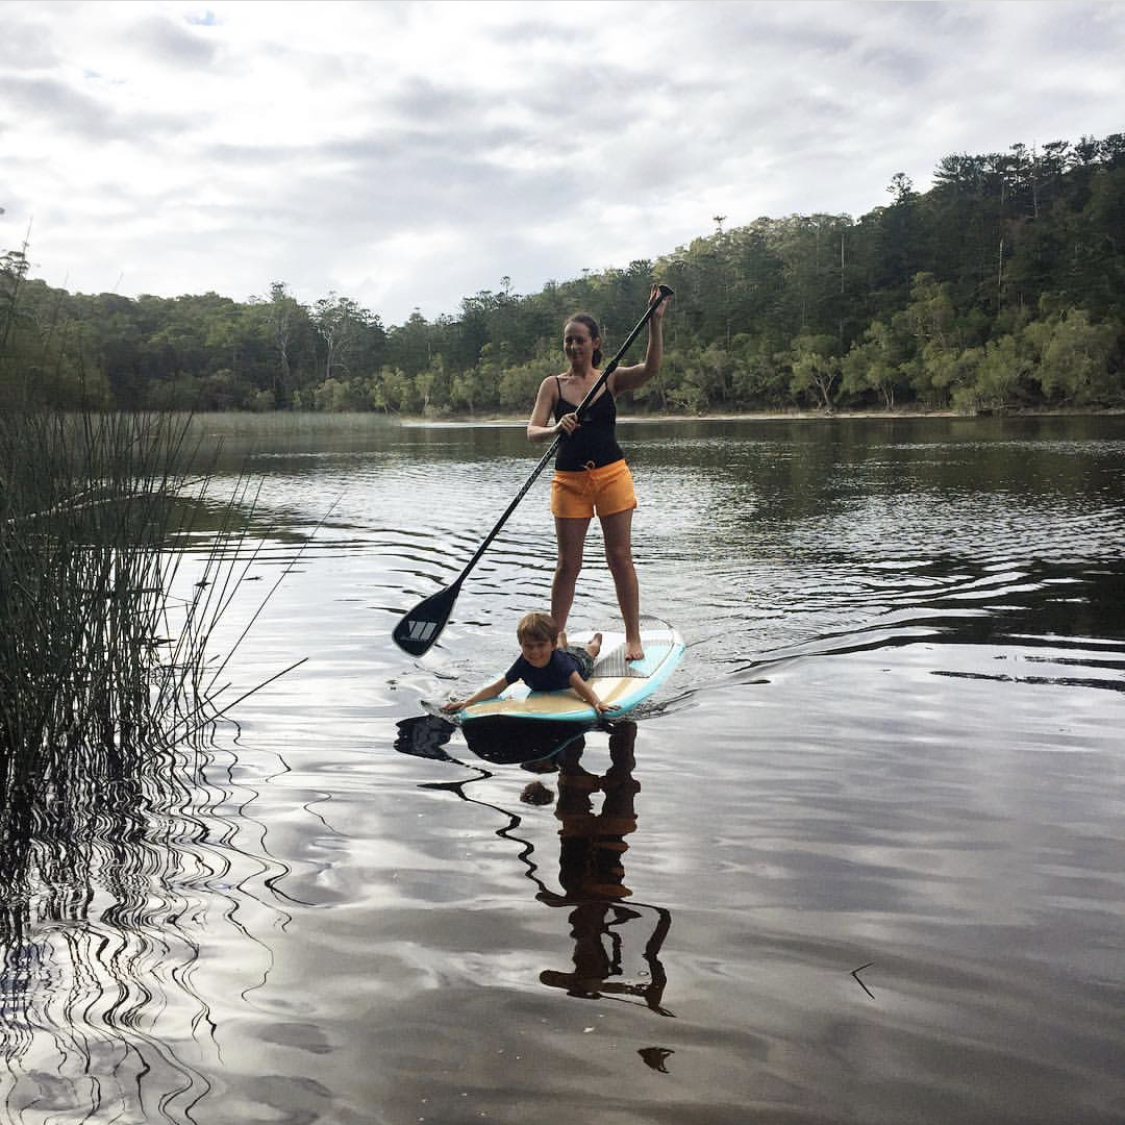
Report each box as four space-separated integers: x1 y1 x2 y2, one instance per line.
4 414 1125 1125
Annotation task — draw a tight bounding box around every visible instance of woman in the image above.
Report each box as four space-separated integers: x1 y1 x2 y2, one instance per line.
527 284 669 662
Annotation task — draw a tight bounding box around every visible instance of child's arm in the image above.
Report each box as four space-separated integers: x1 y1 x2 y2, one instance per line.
442 676 508 713
569 670 613 715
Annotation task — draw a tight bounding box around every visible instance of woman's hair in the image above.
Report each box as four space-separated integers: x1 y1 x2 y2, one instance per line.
517 612 559 646
566 314 603 367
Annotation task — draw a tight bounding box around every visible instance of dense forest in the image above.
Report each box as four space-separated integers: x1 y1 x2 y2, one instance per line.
2 131 1124 417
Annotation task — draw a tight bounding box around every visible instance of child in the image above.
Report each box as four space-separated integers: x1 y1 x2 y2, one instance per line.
443 612 611 715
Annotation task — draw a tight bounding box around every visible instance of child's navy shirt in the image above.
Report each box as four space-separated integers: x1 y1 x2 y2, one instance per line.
505 649 583 692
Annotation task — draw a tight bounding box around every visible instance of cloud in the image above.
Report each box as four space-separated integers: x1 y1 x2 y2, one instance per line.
131 13 219 67
1 0 1123 323
1 74 121 137
0 17 59 69
0 72 192 142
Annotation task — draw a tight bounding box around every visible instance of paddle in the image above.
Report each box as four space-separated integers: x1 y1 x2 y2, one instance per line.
393 283 673 657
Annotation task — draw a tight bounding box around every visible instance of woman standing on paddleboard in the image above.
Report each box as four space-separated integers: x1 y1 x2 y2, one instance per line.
527 284 669 662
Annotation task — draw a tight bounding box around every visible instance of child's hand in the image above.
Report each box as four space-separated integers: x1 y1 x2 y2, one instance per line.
441 698 464 714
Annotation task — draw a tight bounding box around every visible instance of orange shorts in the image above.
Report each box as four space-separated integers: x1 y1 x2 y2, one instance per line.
550 458 637 519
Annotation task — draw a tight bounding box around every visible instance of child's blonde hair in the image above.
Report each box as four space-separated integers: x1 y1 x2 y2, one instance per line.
517 612 559 646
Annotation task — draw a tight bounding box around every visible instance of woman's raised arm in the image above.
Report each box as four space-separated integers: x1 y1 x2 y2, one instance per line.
609 284 668 393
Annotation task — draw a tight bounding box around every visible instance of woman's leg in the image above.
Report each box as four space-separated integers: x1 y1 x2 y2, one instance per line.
599 508 643 660
552 516 590 645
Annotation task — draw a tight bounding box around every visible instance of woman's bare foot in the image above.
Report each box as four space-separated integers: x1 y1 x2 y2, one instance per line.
586 632 603 661
557 631 567 650
625 638 645 662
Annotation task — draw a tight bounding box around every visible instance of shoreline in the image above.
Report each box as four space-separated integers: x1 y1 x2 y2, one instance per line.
398 405 1125 427
171 406 1125 435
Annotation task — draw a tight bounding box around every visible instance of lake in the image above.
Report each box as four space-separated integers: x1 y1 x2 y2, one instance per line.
4 413 1125 1125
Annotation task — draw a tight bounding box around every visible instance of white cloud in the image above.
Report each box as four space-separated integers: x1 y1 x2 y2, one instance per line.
1 0 1123 322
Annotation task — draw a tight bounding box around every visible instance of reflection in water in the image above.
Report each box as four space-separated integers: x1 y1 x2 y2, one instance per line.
1 749 203 1121
395 719 674 1020
533 725 674 1018
392 712 460 763
0 739 272 1123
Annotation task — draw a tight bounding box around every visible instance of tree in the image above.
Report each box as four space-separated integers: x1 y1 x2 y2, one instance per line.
252 281 304 406
789 333 841 412
897 273 958 350
373 366 414 413
1024 308 1122 403
968 334 1032 411
416 355 448 414
886 172 916 205
386 310 434 377
312 293 370 382
841 319 907 409
6 127 1125 416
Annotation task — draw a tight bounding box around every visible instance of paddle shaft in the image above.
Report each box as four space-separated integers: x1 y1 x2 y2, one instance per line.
450 284 673 587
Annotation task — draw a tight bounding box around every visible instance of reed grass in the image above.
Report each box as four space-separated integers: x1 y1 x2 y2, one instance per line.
0 408 310 1118
1 262 303 1103
0 409 281 814
2 251 304 970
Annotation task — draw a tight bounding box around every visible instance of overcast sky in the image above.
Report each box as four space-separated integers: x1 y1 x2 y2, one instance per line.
2 0 1123 325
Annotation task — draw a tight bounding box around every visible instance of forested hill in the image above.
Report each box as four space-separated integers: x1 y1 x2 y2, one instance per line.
3 131 1124 416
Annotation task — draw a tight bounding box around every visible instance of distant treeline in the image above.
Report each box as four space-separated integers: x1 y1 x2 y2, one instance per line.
2 130 1124 416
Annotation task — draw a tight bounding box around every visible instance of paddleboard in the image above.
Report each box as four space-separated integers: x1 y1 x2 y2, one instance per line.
455 619 685 725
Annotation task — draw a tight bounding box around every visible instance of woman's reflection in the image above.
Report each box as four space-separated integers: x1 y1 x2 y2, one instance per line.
528 722 674 1017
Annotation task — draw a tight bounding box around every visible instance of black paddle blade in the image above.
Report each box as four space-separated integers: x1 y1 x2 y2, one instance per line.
392 582 460 657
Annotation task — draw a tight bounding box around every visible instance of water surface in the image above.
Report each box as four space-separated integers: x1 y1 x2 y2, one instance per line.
4 414 1124 1124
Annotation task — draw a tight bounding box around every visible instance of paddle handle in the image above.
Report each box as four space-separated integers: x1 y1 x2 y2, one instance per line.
454 284 673 582
573 283 673 424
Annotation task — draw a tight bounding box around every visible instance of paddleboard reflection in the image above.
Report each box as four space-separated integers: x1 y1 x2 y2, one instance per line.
393 717 674 1020
396 711 593 767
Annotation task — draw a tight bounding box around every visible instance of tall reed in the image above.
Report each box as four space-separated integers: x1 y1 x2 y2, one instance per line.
0 409 296 1114
0 408 290 857
4 412 209 763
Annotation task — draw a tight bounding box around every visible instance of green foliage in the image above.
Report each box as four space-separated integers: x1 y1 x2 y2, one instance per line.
1024 306 1122 403
789 333 842 411
4 130 1124 417
959 335 1031 412
841 320 905 408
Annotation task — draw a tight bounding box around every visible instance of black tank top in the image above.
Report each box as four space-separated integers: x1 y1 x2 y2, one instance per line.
553 376 625 471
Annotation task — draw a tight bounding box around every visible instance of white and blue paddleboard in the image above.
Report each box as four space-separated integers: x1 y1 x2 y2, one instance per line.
456 619 684 725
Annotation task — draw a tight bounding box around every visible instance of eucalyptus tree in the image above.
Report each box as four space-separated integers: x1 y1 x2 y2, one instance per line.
249 281 308 406
840 319 909 409
789 333 841 412
312 292 373 383
1068 165 1125 318
386 309 435 377
971 333 1034 410
858 174 923 306
416 354 450 414
1024 307 1122 404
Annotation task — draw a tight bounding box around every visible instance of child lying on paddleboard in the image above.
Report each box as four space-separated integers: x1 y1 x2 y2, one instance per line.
442 611 612 715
